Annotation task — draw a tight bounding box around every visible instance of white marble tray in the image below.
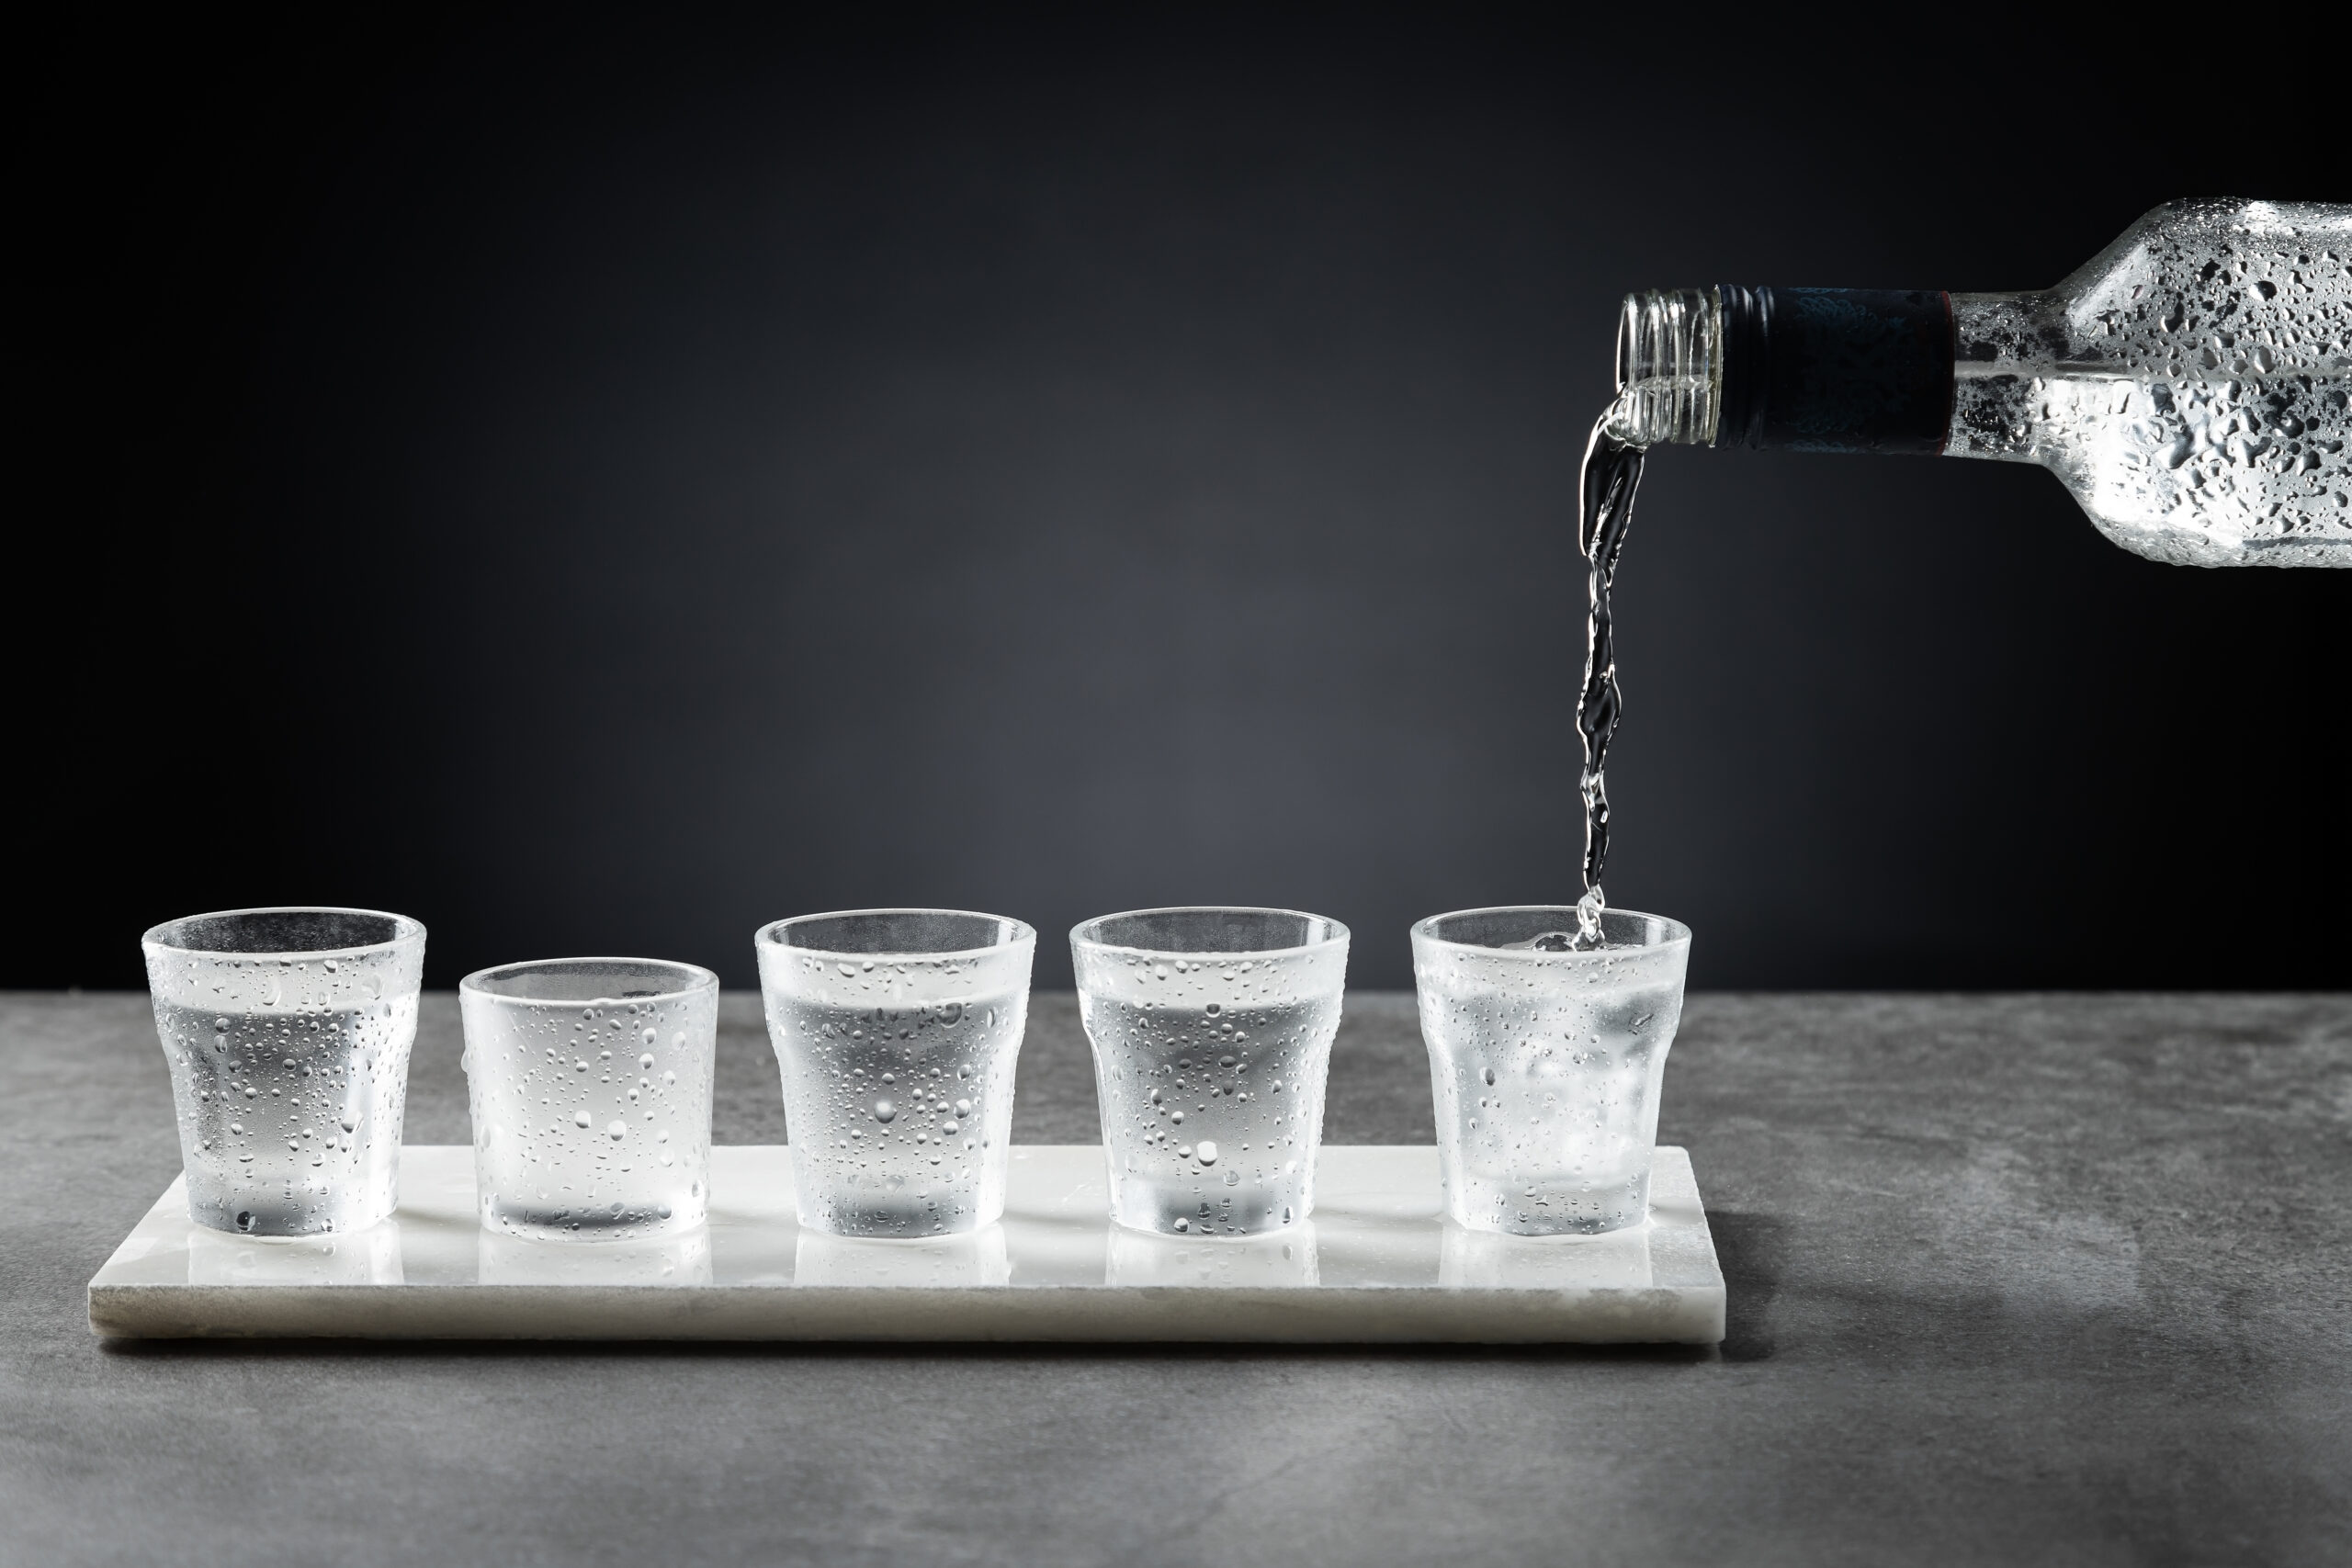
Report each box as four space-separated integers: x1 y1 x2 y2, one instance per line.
88 1145 1724 1344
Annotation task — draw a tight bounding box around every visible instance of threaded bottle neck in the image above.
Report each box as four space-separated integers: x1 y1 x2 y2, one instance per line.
1608 288 1721 446
1606 285 1955 455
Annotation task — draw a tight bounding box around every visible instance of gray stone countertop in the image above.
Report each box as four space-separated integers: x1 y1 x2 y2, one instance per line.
3 991 2347 1565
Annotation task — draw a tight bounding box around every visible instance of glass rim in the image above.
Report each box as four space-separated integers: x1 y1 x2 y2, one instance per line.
753 908 1036 962
458 955 720 1004
140 905 425 960
1069 905 1351 959
1410 904 1691 954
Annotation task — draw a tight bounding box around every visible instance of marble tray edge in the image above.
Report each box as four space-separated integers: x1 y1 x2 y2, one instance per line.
88 1283 1725 1345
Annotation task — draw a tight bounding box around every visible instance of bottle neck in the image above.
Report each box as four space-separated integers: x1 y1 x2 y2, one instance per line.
1610 286 1957 455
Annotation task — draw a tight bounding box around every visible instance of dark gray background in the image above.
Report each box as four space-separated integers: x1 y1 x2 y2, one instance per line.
19 8 2348 991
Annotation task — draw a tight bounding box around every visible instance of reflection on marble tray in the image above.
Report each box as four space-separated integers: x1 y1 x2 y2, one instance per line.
89 1145 1724 1344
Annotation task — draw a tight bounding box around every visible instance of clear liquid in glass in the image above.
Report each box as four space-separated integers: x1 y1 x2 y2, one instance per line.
1082 989 1340 1236
153 992 415 1235
462 990 716 1240
763 989 1025 1236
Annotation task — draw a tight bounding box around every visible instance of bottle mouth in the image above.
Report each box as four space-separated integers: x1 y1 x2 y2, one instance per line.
1609 288 1721 446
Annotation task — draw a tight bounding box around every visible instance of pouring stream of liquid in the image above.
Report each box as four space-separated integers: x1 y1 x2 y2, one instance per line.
1572 409 1647 947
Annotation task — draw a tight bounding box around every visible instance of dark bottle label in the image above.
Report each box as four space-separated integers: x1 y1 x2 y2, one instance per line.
1715 286 1954 455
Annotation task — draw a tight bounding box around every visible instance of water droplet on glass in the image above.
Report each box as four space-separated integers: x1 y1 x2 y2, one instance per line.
874 1100 897 1123
1195 1141 1219 1166
573 1110 593 1129
606 1120 627 1140
639 1053 655 1070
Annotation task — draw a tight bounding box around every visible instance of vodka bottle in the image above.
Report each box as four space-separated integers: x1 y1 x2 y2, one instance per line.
1610 199 2352 567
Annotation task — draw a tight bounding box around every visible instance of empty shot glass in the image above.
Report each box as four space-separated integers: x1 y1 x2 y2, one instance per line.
1072 907 1349 1237
458 958 718 1240
756 909 1035 1238
1411 906 1691 1235
141 907 426 1235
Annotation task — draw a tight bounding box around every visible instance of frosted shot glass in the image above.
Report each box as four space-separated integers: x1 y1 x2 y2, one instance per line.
1072 907 1349 1237
1411 906 1691 1235
458 957 718 1240
755 909 1035 1238
141 907 426 1235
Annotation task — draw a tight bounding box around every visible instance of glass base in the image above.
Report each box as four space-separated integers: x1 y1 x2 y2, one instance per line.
481 1193 704 1242
1443 1168 1652 1236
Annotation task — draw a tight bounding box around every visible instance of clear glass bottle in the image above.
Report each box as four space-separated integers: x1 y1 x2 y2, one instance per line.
1610 199 2352 567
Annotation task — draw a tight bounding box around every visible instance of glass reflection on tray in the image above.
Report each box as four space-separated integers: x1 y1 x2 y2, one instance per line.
187 1219 404 1287
1105 1224 1319 1288
1438 1220 1652 1291
794 1224 1011 1288
477 1224 713 1287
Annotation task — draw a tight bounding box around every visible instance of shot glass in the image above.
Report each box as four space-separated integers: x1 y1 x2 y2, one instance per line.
1411 905 1691 1235
755 909 1035 1238
1071 907 1349 1237
458 957 718 1240
141 907 426 1235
